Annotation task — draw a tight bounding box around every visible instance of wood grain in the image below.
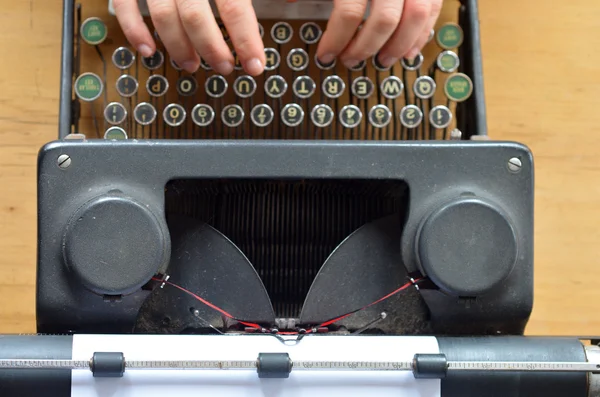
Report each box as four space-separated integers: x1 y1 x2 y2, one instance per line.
1 0 599 336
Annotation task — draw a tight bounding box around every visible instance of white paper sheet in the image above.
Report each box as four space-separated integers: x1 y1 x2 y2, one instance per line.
71 334 440 397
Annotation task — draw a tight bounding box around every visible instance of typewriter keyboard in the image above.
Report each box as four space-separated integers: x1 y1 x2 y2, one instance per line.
70 1 473 141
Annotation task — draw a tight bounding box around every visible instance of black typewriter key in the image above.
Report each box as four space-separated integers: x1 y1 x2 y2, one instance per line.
372 53 391 71
292 76 316 99
234 75 257 98
205 75 228 98
141 49 164 70
251 104 275 127
259 23 264 38
232 51 243 70
287 48 309 71
221 104 245 127
380 76 403 99
351 76 374 99
146 75 169 97
81 17 107 46
444 73 473 103
191 104 215 127
437 51 460 73
369 104 392 128
265 75 288 99
315 54 336 70
311 104 334 128
264 48 281 71
322 75 345 99
413 76 436 100
116 75 138 98
112 47 135 70
429 105 453 129
200 58 212 71
339 104 362 128
300 22 322 44
163 103 186 127
133 102 157 125
271 22 293 44
399 104 423 129
104 126 128 140
401 53 424 71
281 103 304 127
74 72 103 102
349 60 366 71
170 58 182 71
436 22 464 50
177 76 198 96
104 102 127 125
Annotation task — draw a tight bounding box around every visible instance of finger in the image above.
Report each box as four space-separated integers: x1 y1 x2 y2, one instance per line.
316 0 368 66
112 0 155 57
176 0 234 75
339 0 404 68
147 0 200 73
405 0 443 59
216 0 265 76
377 0 431 65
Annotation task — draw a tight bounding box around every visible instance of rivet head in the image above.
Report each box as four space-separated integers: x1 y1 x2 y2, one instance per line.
507 157 522 173
58 154 71 169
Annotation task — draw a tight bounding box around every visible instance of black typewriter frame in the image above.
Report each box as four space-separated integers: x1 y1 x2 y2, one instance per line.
57 0 488 140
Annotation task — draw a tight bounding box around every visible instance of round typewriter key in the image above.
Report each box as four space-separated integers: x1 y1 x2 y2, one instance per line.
232 51 243 70
401 53 424 71
205 75 228 98
322 75 345 99
315 54 336 70
251 104 275 127
444 73 473 103
311 104 334 128
264 48 281 71
339 104 362 129
413 76 436 99
191 104 215 127
349 60 366 71
372 54 391 71
146 75 169 97
281 103 304 127
380 76 403 99
271 22 293 44
133 102 157 125
437 50 460 73
399 104 423 129
74 72 103 102
142 49 164 70
104 102 127 125
351 76 374 99
163 104 186 127
170 58 182 71
81 17 107 45
221 104 245 128
116 74 138 98
103 126 128 140
265 75 287 99
177 76 197 96
429 105 453 129
428 29 435 43
200 58 212 71
369 104 392 128
234 75 257 98
300 22 322 44
292 76 316 99
259 23 264 38
112 47 135 70
436 23 464 50
287 48 309 71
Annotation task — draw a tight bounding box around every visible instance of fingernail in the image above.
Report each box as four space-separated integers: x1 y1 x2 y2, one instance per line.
181 61 198 73
214 61 234 75
138 44 153 58
343 59 359 69
320 53 335 64
245 58 264 76
378 55 398 68
405 47 420 61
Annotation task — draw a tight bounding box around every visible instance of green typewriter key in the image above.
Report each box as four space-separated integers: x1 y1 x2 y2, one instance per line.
413 76 436 100
221 104 245 127
399 104 423 129
265 75 287 99
81 17 107 46
163 104 186 127
380 76 403 99
339 104 362 129
281 104 304 127
264 48 281 71
251 104 275 127
191 104 215 127
271 22 293 44
112 47 135 70
205 75 228 98
322 75 345 99
311 104 334 128
369 104 392 128
103 126 128 140
133 102 157 125
234 75 257 98
444 73 473 103
437 51 460 73
287 48 309 72
293 76 316 99
146 75 169 97
177 76 197 97
429 105 453 129
300 22 322 44
116 75 138 98
401 53 424 71
74 72 103 102
104 102 127 125
436 23 464 50
351 76 374 99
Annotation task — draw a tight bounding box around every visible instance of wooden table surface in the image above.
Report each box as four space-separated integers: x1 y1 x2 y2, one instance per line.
0 0 599 336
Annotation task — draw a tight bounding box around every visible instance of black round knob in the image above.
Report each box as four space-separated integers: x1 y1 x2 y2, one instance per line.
416 197 518 297
63 194 169 296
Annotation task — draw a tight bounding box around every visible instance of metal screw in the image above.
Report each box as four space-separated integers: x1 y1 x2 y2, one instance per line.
57 154 71 169
507 157 522 173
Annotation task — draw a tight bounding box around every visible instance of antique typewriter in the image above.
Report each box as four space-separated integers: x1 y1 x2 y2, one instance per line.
1 1 599 396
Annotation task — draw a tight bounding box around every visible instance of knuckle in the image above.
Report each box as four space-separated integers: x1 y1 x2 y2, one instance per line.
406 0 431 22
373 10 401 32
180 7 204 29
